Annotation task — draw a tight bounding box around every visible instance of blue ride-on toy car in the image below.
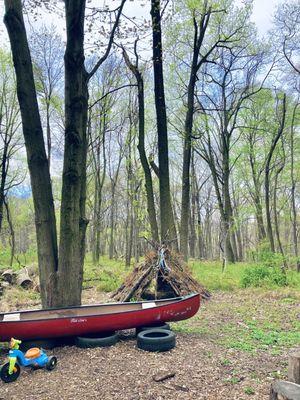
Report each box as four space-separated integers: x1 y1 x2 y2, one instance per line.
0 338 57 383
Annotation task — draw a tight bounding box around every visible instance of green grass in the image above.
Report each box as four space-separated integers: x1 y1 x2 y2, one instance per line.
0 247 38 272
189 260 243 291
83 255 130 293
172 287 300 354
173 258 300 354
189 260 300 291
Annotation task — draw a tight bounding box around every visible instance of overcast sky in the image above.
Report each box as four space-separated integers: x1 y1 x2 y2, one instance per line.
0 0 282 42
250 0 282 34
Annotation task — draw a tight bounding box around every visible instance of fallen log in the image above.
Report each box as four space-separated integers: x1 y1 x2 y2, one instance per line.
269 380 300 400
1 269 16 284
16 268 33 289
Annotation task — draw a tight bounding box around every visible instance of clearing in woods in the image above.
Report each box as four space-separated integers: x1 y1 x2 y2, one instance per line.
0 259 299 400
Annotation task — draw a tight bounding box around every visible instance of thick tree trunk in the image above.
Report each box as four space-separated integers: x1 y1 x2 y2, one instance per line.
4 0 58 307
151 0 177 245
57 0 88 306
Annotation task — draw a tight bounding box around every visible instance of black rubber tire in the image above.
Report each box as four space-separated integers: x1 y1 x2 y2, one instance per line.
136 322 171 335
0 362 21 383
20 338 59 351
46 356 57 371
75 332 119 348
137 329 176 352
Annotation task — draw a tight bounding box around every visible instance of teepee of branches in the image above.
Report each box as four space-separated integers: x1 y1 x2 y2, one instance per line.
111 246 210 302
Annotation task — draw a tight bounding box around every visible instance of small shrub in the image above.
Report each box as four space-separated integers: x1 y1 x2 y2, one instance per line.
251 241 284 268
241 265 269 287
241 265 287 288
269 268 287 286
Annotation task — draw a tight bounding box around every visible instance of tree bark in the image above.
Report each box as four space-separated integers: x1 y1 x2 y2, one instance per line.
151 0 177 245
57 0 88 306
249 139 266 241
290 103 300 272
180 8 211 259
265 94 286 253
222 129 236 263
4 199 15 267
122 47 159 242
4 0 58 307
273 159 287 270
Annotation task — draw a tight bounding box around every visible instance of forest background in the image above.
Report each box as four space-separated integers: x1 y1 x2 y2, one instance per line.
0 0 299 308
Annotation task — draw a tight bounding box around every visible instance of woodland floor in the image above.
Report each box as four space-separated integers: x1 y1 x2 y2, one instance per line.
0 288 299 400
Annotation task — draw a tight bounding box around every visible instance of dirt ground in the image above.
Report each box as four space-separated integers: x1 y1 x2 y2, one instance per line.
0 290 297 400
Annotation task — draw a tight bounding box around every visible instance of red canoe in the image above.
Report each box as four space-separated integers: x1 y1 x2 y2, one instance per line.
0 293 200 341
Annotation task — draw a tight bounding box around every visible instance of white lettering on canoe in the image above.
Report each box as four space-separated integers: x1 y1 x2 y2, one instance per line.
70 318 87 323
162 307 192 317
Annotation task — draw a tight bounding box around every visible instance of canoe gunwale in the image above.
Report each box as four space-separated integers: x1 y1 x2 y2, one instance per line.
0 293 198 324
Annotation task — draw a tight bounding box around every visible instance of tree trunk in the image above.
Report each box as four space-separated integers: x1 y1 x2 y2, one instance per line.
290 103 300 272
57 0 88 306
265 94 286 253
249 139 266 241
4 0 58 307
136 77 159 243
222 143 236 263
46 100 51 167
0 143 8 232
109 183 116 260
274 162 287 271
122 47 159 243
180 9 211 259
151 0 177 245
4 199 15 267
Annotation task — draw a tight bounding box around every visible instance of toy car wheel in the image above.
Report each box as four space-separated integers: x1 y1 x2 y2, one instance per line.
137 328 176 352
136 322 171 335
46 356 57 371
75 332 118 348
0 362 21 383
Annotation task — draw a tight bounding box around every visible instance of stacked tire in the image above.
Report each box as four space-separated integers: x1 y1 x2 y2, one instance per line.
73 323 176 352
136 324 176 352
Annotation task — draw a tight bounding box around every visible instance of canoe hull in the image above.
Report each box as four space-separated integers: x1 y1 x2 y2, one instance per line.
0 294 200 341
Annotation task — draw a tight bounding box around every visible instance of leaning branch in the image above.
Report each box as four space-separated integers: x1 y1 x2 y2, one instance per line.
88 84 137 109
87 0 127 80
